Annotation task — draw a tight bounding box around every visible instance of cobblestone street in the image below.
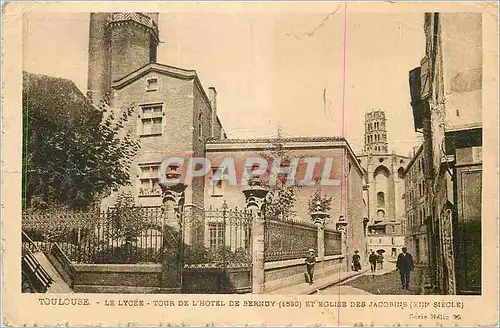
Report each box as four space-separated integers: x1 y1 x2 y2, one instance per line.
316 264 426 295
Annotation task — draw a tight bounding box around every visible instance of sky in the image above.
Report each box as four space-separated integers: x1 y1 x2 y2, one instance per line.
23 8 425 156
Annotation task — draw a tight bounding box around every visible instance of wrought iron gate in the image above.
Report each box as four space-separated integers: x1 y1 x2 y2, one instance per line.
182 204 253 294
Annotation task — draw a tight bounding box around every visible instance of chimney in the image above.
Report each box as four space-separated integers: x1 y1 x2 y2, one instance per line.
208 87 217 137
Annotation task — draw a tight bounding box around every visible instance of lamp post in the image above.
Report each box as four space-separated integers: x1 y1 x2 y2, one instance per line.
363 217 370 259
221 200 228 293
158 163 187 293
242 171 269 294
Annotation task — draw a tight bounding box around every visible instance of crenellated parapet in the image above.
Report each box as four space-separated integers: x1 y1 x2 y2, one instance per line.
109 12 159 42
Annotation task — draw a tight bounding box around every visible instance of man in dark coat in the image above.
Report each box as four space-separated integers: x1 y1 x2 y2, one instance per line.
305 249 316 284
368 250 378 273
396 247 414 290
352 250 362 271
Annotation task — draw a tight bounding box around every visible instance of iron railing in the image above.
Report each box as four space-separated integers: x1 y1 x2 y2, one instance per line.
21 232 53 293
22 207 165 264
264 217 318 262
184 205 252 268
324 228 342 256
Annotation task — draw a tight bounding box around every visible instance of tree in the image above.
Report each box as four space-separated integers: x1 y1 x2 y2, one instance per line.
22 72 140 211
108 191 144 244
260 126 301 220
308 189 333 216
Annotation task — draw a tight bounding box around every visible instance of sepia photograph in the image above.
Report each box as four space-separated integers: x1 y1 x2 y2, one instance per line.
2 1 498 327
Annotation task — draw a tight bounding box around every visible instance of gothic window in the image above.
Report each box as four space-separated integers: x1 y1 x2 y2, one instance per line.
208 222 225 249
138 163 161 196
398 167 405 179
377 191 385 208
140 104 163 136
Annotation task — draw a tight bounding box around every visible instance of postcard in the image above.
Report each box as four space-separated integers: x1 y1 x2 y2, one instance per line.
2 1 498 326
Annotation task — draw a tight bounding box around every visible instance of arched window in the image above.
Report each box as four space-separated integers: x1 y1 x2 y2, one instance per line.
397 167 405 179
377 191 385 208
198 113 203 140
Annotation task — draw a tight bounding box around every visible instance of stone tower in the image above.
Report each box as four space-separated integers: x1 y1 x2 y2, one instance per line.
363 110 388 154
87 12 160 106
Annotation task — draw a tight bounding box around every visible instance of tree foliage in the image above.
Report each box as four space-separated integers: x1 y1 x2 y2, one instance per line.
108 191 145 244
22 72 140 211
261 126 301 220
308 189 333 215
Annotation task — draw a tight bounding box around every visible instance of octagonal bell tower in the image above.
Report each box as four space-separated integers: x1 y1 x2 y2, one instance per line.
364 110 388 154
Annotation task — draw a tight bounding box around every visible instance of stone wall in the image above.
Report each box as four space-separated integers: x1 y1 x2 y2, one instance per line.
72 264 162 294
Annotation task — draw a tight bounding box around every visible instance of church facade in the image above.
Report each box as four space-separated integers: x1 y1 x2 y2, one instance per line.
358 110 408 258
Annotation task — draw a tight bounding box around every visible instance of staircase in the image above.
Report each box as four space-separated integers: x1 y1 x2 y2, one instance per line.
22 232 74 293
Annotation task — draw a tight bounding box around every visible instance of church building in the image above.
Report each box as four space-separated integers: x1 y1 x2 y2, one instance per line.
357 110 408 258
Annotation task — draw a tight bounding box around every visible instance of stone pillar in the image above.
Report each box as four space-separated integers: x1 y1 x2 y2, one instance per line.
159 164 187 294
311 211 329 264
242 175 269 294
336 216 349 271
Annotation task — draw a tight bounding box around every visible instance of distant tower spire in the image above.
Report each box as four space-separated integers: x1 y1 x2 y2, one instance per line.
363 110 388 154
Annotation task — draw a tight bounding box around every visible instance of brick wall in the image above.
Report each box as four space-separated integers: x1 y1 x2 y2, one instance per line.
205 140 366 255
110 24 154 82
102 72 195 209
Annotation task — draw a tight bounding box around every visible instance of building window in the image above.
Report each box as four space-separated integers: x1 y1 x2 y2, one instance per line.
208 222 225 249
378 238 382 244
377 191 385 208
198 113 203 141
210 167 225 197
146 78 158 91
391 237 395 245
392 226 395 233
139 164 161 196
140 104 163 136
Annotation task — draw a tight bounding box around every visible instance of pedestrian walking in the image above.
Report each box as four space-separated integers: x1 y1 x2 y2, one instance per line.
352 250 362 271
396 247 414 290
305 249 316 285
377 253 384 270
368 250 378 273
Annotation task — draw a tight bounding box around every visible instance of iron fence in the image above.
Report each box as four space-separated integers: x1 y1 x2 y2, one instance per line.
184 205 252 268
22 207 165 264
264 217 318 262
324 227 342 256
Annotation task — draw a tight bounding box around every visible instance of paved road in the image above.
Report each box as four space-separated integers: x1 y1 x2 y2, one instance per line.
316 285 372 295
317 266 425 295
